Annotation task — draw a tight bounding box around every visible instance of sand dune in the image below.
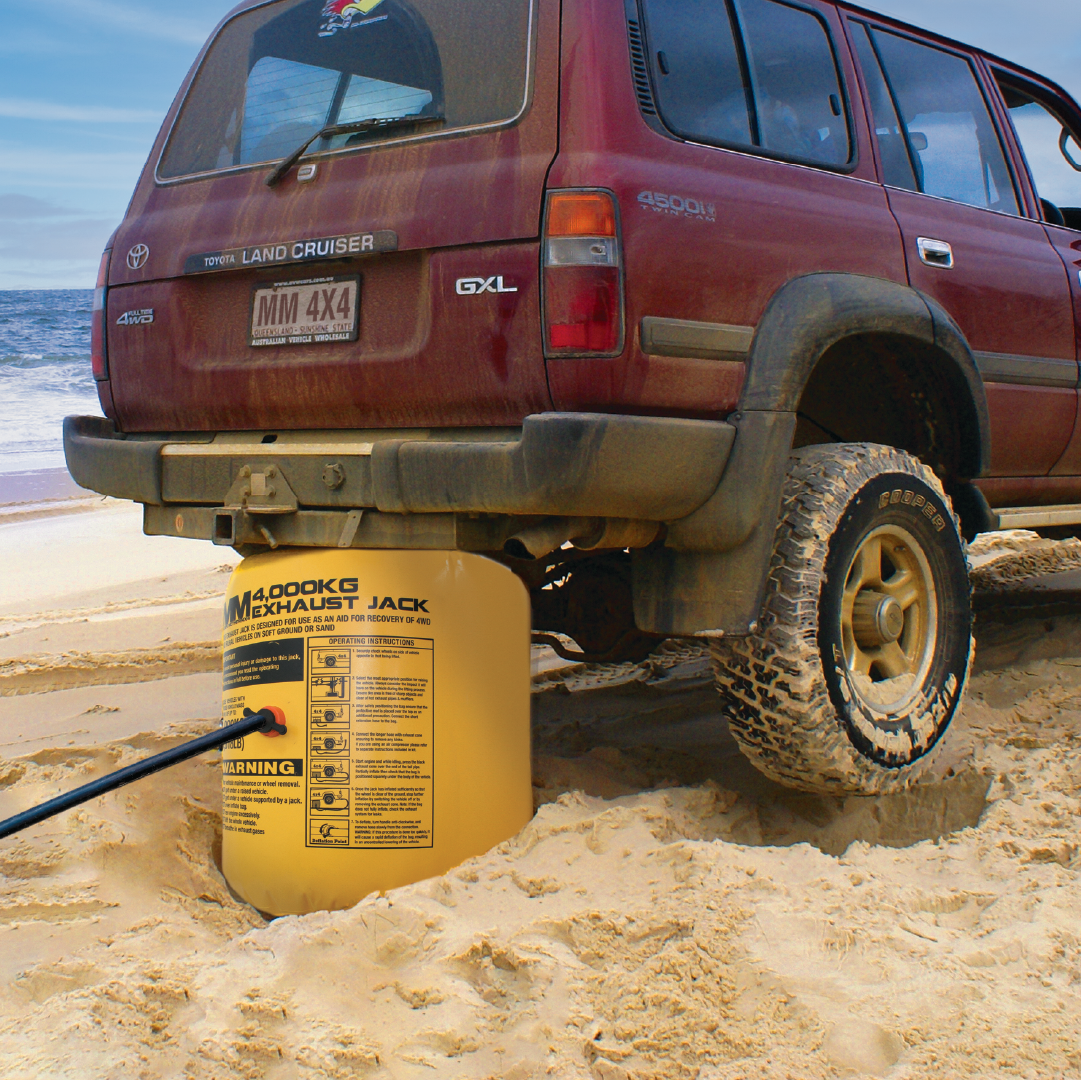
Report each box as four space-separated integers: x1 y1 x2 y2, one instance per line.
1 516 1079 1077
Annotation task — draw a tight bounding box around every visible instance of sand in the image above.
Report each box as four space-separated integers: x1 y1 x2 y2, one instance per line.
1 505 1080 1079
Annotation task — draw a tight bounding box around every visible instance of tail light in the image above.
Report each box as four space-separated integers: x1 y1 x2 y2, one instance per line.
91 248 110 381
542 190 623 356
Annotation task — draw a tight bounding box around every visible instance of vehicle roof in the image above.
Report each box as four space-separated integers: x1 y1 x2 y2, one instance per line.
838 0 1081 115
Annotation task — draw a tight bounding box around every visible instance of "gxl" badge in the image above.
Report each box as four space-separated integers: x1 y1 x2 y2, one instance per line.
455 276 518 295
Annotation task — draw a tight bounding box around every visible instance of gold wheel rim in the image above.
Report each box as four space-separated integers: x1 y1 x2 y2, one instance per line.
839 523 937 713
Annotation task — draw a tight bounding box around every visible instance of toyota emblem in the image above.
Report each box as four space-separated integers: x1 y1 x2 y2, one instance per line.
126 243 149 270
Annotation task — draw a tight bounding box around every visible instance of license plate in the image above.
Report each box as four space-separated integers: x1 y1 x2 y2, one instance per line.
249 275 359 347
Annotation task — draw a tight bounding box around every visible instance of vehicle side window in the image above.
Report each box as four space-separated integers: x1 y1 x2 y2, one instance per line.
641 0 753 148
866 27 1018 215
850 24 917 191
734 0 849 166
996 79 1081 228
641 0 851 168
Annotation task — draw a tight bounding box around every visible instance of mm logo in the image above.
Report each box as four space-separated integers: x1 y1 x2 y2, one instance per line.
225 591 251 628
455 276 518 295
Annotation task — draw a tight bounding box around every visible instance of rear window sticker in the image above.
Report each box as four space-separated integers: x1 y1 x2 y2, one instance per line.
320 0 388 36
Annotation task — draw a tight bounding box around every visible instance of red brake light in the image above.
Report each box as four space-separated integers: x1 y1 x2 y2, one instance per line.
542 191 623 356
544 268 620 351
91 249 110 381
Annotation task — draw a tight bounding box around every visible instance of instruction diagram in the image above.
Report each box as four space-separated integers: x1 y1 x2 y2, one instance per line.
311 760 350 784
311 789 350 812
310 731 349 755
311 704 349 727
305 634 434 848
310 820 348 843
310 674 347 701
311 649 350 671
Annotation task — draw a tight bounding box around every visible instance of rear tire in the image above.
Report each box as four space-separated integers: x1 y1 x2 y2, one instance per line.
710 443 972 795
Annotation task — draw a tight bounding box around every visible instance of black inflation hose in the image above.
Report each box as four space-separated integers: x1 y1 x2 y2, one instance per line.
0 707 286 841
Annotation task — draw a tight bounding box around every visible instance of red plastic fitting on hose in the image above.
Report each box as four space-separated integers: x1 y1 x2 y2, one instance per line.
243 706 287 737
259 706 287 737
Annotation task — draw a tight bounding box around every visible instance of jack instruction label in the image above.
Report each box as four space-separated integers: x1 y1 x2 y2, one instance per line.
306 635 434 849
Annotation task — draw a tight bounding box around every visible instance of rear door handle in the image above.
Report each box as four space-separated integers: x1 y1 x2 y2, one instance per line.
917 237 954 269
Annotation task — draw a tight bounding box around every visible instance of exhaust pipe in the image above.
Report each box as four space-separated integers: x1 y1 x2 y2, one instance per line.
503 517 601 560
503 517 660 560
572 519 661 552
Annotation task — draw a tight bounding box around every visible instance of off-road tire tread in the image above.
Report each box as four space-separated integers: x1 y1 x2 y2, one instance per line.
709 442 971 795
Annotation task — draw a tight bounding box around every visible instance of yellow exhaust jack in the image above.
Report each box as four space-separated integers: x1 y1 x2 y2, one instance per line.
219 548 532 916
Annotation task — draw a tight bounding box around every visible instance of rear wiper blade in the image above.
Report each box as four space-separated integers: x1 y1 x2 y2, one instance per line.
265 114 445 187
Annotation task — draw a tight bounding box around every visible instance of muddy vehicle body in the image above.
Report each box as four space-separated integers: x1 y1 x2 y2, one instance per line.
66 0 1081 793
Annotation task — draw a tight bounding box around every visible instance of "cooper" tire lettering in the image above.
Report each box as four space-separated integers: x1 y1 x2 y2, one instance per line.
879 489 933 514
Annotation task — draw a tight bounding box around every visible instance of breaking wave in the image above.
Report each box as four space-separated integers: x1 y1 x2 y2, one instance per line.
0 290 102 473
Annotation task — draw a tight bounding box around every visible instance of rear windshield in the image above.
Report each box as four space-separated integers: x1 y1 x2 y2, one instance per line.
158 0 532 180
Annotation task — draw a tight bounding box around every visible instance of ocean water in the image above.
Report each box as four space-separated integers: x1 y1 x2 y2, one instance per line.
0 290 104 475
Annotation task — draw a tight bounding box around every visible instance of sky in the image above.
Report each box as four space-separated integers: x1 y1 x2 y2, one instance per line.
0 0 1079 290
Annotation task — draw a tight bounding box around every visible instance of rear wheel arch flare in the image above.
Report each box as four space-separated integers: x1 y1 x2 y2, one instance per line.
794 331 980 485
740 273 989 479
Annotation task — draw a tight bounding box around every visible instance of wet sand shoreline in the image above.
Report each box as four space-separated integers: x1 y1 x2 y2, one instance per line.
0 467 88 503
0 467 101 524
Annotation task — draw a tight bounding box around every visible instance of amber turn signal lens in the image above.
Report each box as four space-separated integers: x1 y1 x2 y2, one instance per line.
546 192 617 238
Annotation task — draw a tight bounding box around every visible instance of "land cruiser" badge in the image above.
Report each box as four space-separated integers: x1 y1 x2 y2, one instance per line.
184 230 398 275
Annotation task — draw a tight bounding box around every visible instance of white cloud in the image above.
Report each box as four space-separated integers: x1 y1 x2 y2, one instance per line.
0 30 83 56
12 0 218 46
0 194 81 220
0 147 142 284
0 214 119 288
0 216 119 262
0 141 151 194
0 98 164 124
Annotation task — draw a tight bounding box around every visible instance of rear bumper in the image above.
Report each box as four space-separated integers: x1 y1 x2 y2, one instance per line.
64 413 736 544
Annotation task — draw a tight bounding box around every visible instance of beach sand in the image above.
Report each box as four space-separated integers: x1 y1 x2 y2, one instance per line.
1 491 1079 1078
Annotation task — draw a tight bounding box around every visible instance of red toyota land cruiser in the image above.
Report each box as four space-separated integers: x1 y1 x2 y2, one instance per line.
65 0 1081 794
